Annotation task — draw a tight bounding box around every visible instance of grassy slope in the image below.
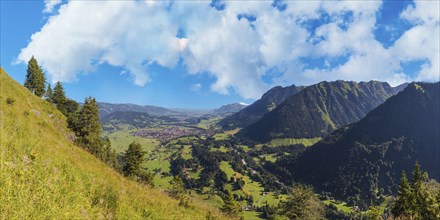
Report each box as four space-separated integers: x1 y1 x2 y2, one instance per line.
0 69 225 219
268 137 322 147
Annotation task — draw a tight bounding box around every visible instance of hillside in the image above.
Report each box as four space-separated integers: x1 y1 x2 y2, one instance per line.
277 82 439 202
239 81 403 142
219 84 305 129
98 102 177 118
0 69 224 219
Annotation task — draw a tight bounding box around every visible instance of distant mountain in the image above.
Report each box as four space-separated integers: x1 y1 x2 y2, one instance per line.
277 82 440 202
212 103 247 115
219 85 305 129
98 102 177 118
239 80 405 142
100 111 180 130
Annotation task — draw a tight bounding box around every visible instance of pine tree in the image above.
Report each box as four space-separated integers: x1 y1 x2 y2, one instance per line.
170 176 185 197
122 142 145 177
52 82 67 115
221 191 241 217
278 185 325 220
64 98 79 116
45 84 53 103
392 171 414 218
24 56 46 97
75 97 102 154
411 161 423 217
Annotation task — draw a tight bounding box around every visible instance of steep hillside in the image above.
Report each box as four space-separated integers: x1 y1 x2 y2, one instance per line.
239 81 402 141
278 82 439 202
0 69 224 219
219 84 305 129
98 102 177 118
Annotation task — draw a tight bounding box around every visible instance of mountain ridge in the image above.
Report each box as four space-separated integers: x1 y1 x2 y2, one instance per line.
239 80 406 141
276 82 440 202
219 84 305 129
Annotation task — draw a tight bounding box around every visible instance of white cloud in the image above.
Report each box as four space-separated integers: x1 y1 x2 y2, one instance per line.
43 0 62 13
191 83 202 91
393 0 440 82
18 0 439 100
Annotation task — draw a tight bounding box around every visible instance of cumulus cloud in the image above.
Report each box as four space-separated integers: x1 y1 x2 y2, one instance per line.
18 0 439 99
43 0 62 13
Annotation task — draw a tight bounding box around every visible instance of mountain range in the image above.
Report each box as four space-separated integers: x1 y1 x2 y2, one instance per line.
238 81 406 142
219 84 305 129
98 102 177 118
275 82 440 202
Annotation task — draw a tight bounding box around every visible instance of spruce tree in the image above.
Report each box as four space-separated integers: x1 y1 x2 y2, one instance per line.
24 56 46 97
52 82 67 115
75 97 102 154
411 161 423 217
278 185 325 220
45 84 53 103
392 171 414 218
122 142 145 177
221 191 241 217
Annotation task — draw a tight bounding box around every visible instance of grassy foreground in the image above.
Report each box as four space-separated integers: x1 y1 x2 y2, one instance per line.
0 68 225 219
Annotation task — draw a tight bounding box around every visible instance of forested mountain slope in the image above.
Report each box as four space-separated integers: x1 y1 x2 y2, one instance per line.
239 81 404 141
219 84 305 129
276 82 439 202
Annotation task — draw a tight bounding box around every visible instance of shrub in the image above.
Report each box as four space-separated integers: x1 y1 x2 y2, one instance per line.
6 97 15 105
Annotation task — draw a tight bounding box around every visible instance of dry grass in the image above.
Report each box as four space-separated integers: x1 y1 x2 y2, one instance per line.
0 68 226 219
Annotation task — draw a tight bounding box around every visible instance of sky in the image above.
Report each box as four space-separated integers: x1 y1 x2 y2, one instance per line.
1 0 439 109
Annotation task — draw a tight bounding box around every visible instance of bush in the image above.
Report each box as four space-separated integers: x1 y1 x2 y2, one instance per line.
6 97 15 105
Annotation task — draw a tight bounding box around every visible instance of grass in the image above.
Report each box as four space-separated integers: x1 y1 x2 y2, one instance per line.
212 129 240 141
268 137 322 147
0 68 226 219
323 200 354 213
196 116 221 129
103 129 160 154
260 154 277 162
210 145 229 153
219 162 282 208
181 145 193 159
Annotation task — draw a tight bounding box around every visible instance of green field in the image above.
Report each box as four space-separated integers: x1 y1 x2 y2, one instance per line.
268 137 322 147
323 200 354 213
103 129 160 154
210 145 230 153
219 162 283 208
196 116 221 129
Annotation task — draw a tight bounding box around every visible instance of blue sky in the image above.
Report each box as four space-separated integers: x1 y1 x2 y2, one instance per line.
1 0 439 109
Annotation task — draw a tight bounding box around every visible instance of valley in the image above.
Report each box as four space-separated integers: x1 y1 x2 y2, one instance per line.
2 1 439 219
97 80 440 219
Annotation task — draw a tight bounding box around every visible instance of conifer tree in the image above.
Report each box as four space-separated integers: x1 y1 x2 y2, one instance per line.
24 56 46 97
278 185 325 220
170 176 185 197
392 171 414 218
45 84 53 103
411 161 423 216
52 81 67 115
75 97 102 153
122 142 145 177
221 191 241 217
